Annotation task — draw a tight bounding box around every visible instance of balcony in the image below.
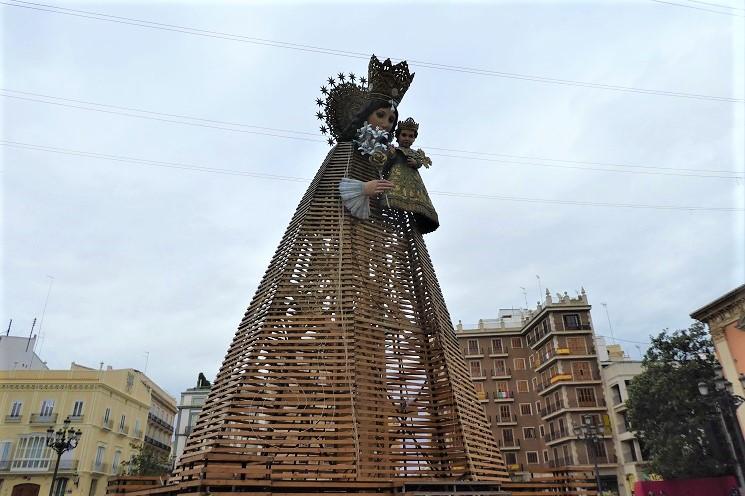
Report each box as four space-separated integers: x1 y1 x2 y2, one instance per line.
30 413 57 424
575 453 618 466
541 398 606 418
490 368 511 379
0 460 10 470
497 438 521 450
493 391 514 401
148 412 175 433
117 425 129 436
102 418 113 430
58 459 79 472
4 415 22 423
133 428 143 438
476 391 488 402
544 428 571 443
548 455 575 468
507 463 522 472
91 460 107 473
68 415 84 423
540 399 565 417
495 414 518 425
144 435 170 452
534 346 597 371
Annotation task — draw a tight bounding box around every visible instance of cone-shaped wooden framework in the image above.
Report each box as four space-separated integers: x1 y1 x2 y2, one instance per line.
167 143 508 493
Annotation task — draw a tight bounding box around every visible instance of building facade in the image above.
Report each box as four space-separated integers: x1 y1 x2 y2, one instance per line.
139 379 176 460
599 346 647 496
0 336 48 371
455 290 619 491
0 364 175 496
171 373 210 465
691 283 745 434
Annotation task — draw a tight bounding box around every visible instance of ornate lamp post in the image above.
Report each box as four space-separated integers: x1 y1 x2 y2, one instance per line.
45 417 82 496
698 364 745 492
573 414 604 494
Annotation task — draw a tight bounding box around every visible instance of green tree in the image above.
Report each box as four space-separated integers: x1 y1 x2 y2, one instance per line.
120 442 171 476
626 322 733 479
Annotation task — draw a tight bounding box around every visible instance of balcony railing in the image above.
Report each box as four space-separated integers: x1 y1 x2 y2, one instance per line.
544 428 571 443
507 463 523 472
548 455 575 468
465 346 482 356
102 418 113 430
147 412 175 433
497 438 521 450
4 415 22 423
495 414 518 424
133 428 143 438
68 415 84 423
91 460 107 473
493 391 514 401
118 425 129 435
534 346 597 369
490 368 511 378
58 459 79 472
540 399 565 417
144 435 170 452
575 453 618 465
30 413 57 424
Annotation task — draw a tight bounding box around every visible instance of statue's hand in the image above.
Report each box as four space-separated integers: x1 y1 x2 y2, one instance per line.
406 157 418 168
363 179 394 197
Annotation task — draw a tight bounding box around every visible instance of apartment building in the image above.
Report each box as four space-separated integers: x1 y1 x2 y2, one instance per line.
455 290 618 492
140 379 176 460
600 348 647 496
0 364 153 496
171 373 211 465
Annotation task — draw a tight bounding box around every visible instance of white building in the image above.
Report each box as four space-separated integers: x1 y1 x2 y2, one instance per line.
171 373 211 464
599 344 648 496
0 335 48 370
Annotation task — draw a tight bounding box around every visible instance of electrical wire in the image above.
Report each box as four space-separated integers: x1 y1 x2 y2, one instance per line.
3 140 743 212
3 0 742 103
681 0 745 11
648 0 745 15
3 90 743 180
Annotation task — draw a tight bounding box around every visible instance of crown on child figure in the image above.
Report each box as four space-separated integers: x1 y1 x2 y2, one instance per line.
397 117 419 133
314 55 415 145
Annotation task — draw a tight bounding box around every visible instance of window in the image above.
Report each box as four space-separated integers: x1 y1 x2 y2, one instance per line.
531 377 538 390
88 479 98 496
526 451 539 464
52 478 68 496
504 452 517 465
502 429 514 444
519 403 532 416
491 338 503 354
567 336 587 353
104 408 111 424
563 314 581 330
40 400 54 416
498 405 511 421
0 440 13 462
576 387 597 406
493 359 507 375
466 339 480 355
523 427 536 439
134 419 142 435
528 355 534 368
119 415 126 431
469 360 483 378
11 434 52 470
535 400 541 413
543 450 549 462
95 446 105 470
610 384 623 405
571 361 592 380
473 382 486 400
511 337 523 349
517 380 529 393
514 358 526 370
539 425 545 437
496 381 510 393
9 401 22 418
71 401 84 417
112 450 122 473
622 440 638 462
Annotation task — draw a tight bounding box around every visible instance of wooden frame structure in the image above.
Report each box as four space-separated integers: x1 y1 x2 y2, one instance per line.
141 143 508 495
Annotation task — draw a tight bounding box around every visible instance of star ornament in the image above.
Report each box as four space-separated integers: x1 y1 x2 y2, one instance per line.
320 86 328 95
315 111 324 120
360 77 367 85
327 138 335 145
315 98 324 107
348 73 356 82
337 72 346 82
327 77 336 86
320 125 328 134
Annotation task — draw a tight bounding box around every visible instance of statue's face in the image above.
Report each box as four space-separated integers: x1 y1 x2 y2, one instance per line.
397 129 417 148
367 107 396 132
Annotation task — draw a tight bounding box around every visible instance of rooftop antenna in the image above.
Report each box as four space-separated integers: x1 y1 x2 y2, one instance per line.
536 275 543 303
6 319 12 336
601 302 616 344
35 276 55 357
144 352 150 374
25 318 36 352
520 287 529 309
635 345 642 360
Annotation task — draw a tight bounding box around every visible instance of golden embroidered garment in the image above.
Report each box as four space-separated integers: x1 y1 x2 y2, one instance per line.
384 148 439 234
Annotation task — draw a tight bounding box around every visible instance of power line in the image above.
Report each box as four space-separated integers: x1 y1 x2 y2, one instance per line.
4 89 743 180
595 334 651 346
648 0 745 15
682 0 745 11
3 0 742 103
4 139 744 212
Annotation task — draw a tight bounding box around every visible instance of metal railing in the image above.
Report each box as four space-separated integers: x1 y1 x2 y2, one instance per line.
4 415 22 423
544 428 571 443
497 438 521 449
102 418 113 430
91 460 107 473
495 414 518 424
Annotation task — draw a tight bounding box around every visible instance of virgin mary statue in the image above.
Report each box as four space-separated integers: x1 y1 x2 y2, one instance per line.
167 56 507 493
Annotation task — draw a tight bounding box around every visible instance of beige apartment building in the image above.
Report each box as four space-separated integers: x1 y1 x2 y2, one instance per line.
455 290 619 492
0 364 174 496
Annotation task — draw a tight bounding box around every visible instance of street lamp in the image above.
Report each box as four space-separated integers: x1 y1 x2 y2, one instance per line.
698 364 745 493
45 417 82 496
573 414 604 494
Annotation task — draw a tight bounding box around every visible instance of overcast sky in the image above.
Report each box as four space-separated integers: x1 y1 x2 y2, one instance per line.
3 0 744 398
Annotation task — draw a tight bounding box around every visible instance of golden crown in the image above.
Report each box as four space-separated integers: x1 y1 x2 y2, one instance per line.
314 55 415 145
397 117 419 133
